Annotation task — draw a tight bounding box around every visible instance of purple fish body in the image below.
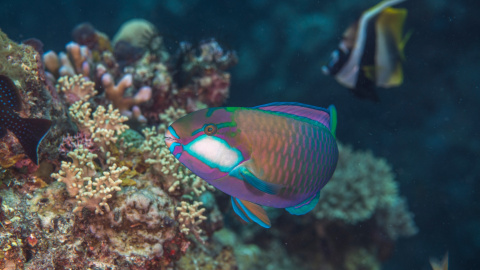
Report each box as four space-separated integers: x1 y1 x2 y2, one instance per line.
165 102 338 228
0 75 52 164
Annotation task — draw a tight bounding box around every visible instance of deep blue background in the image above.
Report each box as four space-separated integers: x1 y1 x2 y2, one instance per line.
1 0 479 269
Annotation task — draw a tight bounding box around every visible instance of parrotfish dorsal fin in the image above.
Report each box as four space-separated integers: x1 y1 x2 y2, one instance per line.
0 75 23 111
14 118 52 164
254 102 334 132
231 197 271 228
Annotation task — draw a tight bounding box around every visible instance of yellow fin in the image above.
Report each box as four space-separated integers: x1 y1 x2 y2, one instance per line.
362 65 377 81
377 7 408 54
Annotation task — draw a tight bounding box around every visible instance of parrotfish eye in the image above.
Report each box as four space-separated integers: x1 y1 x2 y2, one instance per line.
204 124 217 136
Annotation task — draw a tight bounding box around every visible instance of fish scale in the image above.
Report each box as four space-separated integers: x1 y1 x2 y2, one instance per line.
234 109 336 198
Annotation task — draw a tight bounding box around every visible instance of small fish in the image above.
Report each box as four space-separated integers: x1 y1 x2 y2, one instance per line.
322 0 410 101
430 253 448 270
165 102 339 228
0 75 52 165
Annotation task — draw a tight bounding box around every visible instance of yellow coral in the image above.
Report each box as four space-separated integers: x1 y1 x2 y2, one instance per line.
69 101 129 151
51 145 127 214
139 126 213 196
176 201 207 242
56 75 97 104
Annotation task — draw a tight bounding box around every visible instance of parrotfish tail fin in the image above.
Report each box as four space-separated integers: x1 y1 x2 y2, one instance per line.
231 197 271 228
377 7 408 87
286 191 321 215
328 105 337 138
14 118 52 165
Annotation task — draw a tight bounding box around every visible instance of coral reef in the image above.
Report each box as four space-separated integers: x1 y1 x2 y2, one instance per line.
0 19 416 270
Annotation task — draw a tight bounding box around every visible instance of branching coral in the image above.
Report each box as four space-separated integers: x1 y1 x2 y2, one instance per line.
102 73 152 122
51 145 127 214
56 75 97 104
176 201 207 242
69 101 129 151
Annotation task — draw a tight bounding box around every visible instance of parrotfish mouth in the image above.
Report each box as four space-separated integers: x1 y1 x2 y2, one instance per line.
165 126 183 158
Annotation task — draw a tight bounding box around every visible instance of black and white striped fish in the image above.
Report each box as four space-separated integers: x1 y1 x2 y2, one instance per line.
322 0 409 101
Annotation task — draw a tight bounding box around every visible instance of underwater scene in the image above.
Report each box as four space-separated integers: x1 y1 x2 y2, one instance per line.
0 0 477 269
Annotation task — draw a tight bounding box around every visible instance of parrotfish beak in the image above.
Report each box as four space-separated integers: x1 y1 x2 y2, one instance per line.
165 126 183 158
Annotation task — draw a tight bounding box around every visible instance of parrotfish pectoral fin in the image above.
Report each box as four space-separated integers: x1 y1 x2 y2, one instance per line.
254 102 332 130
229 163 284 195
285 191 321 215
232 197 271 228
14 118 52 165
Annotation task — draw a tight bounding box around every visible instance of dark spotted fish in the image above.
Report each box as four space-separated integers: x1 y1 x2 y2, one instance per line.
0 75 52 164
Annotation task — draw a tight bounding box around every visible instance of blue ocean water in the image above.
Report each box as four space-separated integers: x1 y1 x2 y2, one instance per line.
1 0 479 269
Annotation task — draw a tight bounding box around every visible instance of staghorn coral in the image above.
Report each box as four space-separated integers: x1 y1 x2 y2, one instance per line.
51 145 127 214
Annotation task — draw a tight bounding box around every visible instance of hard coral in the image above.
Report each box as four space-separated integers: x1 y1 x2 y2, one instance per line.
69 101 129 152
102 73 152 122
315 143 400 224
51 145 127 215
56 75 97 104
176 201 207 243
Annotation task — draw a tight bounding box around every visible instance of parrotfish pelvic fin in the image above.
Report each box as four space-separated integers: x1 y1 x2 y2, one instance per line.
229 162 284 195
15 117 52 165
254 102 333 131
285 191 321 215
231 197 271 228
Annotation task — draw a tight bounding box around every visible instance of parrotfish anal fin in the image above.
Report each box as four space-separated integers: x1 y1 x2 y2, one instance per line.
232 197 271 228
229 163 284 195
254 102 332 130
14 118 52 165
0 75 22 111
286 191 321 215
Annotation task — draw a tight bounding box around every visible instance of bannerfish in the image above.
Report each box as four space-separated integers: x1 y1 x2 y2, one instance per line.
322 0 409 101
0 75 52 165
165 102 339 228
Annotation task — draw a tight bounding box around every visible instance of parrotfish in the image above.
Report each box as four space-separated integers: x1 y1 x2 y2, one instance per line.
165 102 339 228
0 75 52 165
322 0 410 101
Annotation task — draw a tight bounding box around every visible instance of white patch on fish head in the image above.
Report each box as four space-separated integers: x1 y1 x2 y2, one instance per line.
185 135 243 172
